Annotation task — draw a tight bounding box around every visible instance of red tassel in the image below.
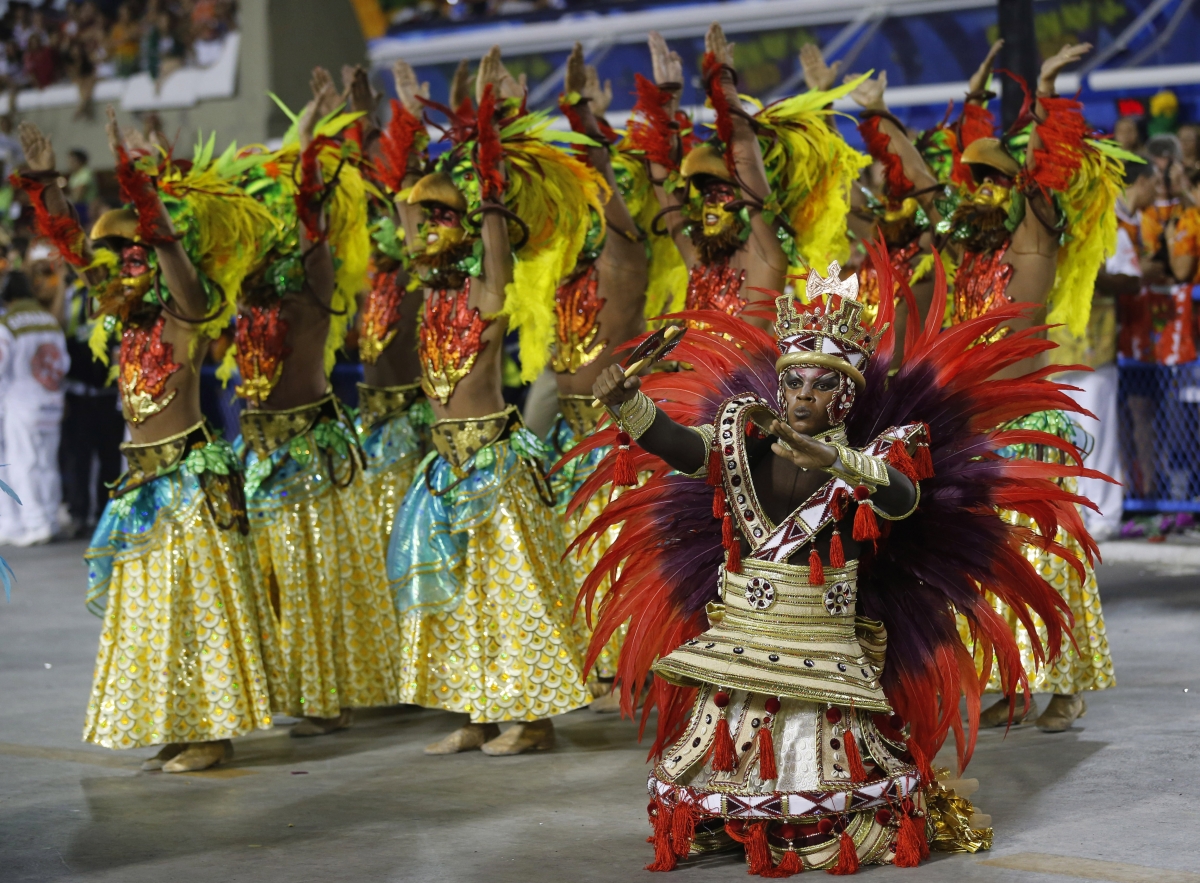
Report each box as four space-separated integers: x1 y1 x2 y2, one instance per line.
843 725 868 782
827 830 860 875
670 801 697 858
913 426 934 479
887 443 920 483
756 723 778 781
907 739 934 786
829 530 846 569
762 849 802 877
706 445 723 486
723 513 742 573
892 810 926 868
710 718 738 772
646 798 678 871
852 503 880 543
808 547 825 586
614 431 638 487
831 487 850 520
727 821 774 875
713 486 727 520
726 536 742 574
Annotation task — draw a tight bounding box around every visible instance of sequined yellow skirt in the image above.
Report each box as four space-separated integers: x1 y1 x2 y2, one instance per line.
389 436 592 723
565 488 625 681
83 469 273 749
358 383 430 543
243 427 404 719
964 503 1115 695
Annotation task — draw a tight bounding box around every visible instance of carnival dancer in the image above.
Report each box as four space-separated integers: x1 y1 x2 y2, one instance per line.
547 44 657 711
633 25 865 328
13 113 276 772
0 240 69 547
347 61 432 544
578 244 1100 873
387 48 602 755
223 71 404 737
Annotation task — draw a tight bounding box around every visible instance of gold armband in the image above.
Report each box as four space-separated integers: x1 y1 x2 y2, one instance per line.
618 391 657 440
681 424 715 478
824 443 890 490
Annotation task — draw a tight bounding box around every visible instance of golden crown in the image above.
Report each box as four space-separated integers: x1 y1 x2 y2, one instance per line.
774 261 875 391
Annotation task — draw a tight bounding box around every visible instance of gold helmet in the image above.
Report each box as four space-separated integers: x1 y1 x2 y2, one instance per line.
90 207 141 244
406 171 468 212
959 137 1021 178
680 143 735 184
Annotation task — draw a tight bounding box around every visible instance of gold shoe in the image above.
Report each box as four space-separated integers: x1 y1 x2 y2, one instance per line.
1036 694 1087 733
423 723 501 755
141 743 186 771
589 690 622 714
481 720 555 756
978 695 1039 728
290 709 354 737
162 740 233 773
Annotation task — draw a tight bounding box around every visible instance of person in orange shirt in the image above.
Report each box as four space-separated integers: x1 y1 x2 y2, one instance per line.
1167 169 1200 286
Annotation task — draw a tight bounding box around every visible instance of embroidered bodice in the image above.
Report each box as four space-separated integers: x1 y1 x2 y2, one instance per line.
119 315 182 425
551 262 607 374
418 278 491 404
360 266 407 365
686 262 747 316
234 302 291 406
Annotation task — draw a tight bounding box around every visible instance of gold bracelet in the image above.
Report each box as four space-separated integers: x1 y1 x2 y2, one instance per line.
681 424 715 478
618 391 657 439
823 442 890 490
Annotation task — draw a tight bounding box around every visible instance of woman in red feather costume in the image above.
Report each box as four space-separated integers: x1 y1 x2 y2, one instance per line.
577 243 1102 874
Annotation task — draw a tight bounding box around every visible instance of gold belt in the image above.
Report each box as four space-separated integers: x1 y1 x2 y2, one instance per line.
357 381 423 432
557 394 606 439
239 392 341 460
430 405 521 473
117 419 211 496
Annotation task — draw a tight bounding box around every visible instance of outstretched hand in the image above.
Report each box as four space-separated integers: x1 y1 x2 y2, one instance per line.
392 59 429 115
18 121 54 172
565 42 587 96
847 71 887 112
769 419 838 471
705 22 735 69
476 46 525 104
1039 42 1090 95
648 31 682 85
968 39 1004 95
104 104 124 159
800 43 840 93
342 64 376 117
310 66 341 120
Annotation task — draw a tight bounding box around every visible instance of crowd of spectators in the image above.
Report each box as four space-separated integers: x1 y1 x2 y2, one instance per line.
383 0 651 30
0 1 237 118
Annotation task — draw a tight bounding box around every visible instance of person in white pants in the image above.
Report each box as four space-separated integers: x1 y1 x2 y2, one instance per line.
0 254 69 546
1049 167 1152 539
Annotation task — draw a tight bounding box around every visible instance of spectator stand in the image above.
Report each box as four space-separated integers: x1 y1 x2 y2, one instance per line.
1119 283 1200 513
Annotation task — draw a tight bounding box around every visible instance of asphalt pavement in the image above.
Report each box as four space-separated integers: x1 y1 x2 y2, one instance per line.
0 541 1197 883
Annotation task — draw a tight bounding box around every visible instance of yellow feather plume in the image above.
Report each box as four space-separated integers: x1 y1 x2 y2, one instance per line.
83 249 119 365
1045 141 1127 338
613 150 688 318
504 138 608 383
756 76 871 271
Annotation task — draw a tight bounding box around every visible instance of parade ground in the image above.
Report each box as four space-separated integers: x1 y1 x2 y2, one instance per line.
1 541 1197 883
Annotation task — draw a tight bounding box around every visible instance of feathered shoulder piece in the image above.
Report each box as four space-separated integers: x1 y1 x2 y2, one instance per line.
566 239 1107 771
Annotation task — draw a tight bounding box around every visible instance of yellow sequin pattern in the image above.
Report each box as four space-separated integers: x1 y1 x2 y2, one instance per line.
83 492 274 749
565 488 626 681
961 488 1115 694
245 446 404 718
397 465 592 722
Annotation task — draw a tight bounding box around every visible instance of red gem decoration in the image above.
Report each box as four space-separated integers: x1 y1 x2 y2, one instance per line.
825 707 843 724
817 818 835 835
714 691 730 709
764 697 781 714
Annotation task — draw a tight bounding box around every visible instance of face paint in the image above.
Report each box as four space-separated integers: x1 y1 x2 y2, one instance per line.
778 366 843 437
969 179 1011 209
419 204 467 257
700 181 738 238
119 244 154 302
